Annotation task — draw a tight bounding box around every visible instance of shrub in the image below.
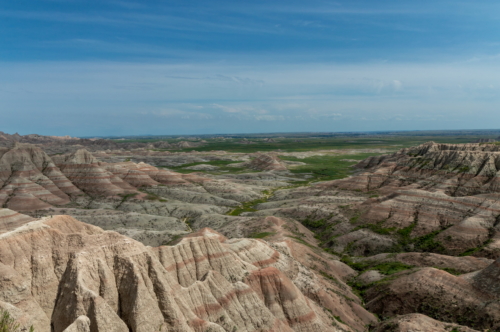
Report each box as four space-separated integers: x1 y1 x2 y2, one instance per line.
0 309 34 332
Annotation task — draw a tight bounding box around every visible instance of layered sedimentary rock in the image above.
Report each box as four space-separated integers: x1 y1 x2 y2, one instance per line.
0 208 34 233
259 142 500 257
371 313 479 332
0 210 361 332
354 252 492 274
0 144 254 216
0 143 81 211
337 142 500 196
53 149 137 196
100 161 159 187
364 266 500 330
243 153 288 171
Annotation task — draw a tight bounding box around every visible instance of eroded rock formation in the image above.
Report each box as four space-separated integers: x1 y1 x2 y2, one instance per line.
0 210 364 332
242 153 287 171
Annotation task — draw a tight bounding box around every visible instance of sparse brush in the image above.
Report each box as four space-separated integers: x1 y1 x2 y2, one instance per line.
0 309 34 332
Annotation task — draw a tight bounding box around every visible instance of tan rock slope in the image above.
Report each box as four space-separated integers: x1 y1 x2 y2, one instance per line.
0 143 81 211
242 153 288 171
255 142 500 257
227 143 500 331
339 141 500 196
364 265 500 330
371 313 479 332
0 209 362 332
5 137 500 331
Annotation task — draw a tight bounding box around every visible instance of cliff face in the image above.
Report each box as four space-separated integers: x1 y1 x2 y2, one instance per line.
0 209 349 332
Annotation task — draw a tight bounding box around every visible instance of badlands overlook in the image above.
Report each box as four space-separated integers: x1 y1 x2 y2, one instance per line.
4 0 500 330
3 130 500 332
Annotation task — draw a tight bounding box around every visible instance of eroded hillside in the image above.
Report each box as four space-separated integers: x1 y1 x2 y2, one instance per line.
2 134 500 331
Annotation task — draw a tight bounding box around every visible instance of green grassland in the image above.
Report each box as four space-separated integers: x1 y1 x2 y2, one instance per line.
112 132 494 154
173 136 473 153
281 153 380 182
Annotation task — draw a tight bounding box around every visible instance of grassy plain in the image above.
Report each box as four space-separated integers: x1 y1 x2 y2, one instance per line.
142 134 489 180
115 134 484 154
281 153 379 182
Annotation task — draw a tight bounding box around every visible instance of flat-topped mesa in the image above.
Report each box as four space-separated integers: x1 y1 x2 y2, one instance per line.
0 209 340 332
0 143 81 211
244 153 288 171
53 149 137 196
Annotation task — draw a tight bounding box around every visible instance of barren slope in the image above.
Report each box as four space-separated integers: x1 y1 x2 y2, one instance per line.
0 209 375 332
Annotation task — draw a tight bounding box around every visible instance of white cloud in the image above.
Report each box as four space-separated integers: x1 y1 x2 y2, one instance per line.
2 59 500 134
254 115 285 121
150 109 213 120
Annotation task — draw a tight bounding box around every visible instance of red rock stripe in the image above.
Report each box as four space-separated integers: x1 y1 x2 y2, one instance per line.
163 251 232 272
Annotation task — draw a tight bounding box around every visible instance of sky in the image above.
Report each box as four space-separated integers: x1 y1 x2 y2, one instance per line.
1 0 500 136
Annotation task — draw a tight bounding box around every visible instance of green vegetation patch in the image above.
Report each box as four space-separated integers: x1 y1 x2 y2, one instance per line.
341 256 412 275
372 262 413 275
164 135 488 153
228 196 269 216
353 221 396 235
389 222 448 254
459 238 493 256
412 230 447 253
286 235 317 249
249 232 275 239
138 190 167 202
281 153 380 182
301 217 328 228
227 189 279 216
0 309 34 332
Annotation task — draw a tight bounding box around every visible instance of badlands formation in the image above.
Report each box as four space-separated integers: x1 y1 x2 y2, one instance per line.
2 134 500 331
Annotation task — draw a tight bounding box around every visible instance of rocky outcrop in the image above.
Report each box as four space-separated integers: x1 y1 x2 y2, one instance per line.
364 265 500 330
337 142 500 196
0 208 34 233
276 142 500 256
63 316 91 332
100 161 159 187
0 143 81 211
243 154 287 171
0 210 353 332
53 149 138 196
371 313 479 332
354 252 492 274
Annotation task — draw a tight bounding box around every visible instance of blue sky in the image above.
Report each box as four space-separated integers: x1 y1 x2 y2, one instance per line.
1 0 500 136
